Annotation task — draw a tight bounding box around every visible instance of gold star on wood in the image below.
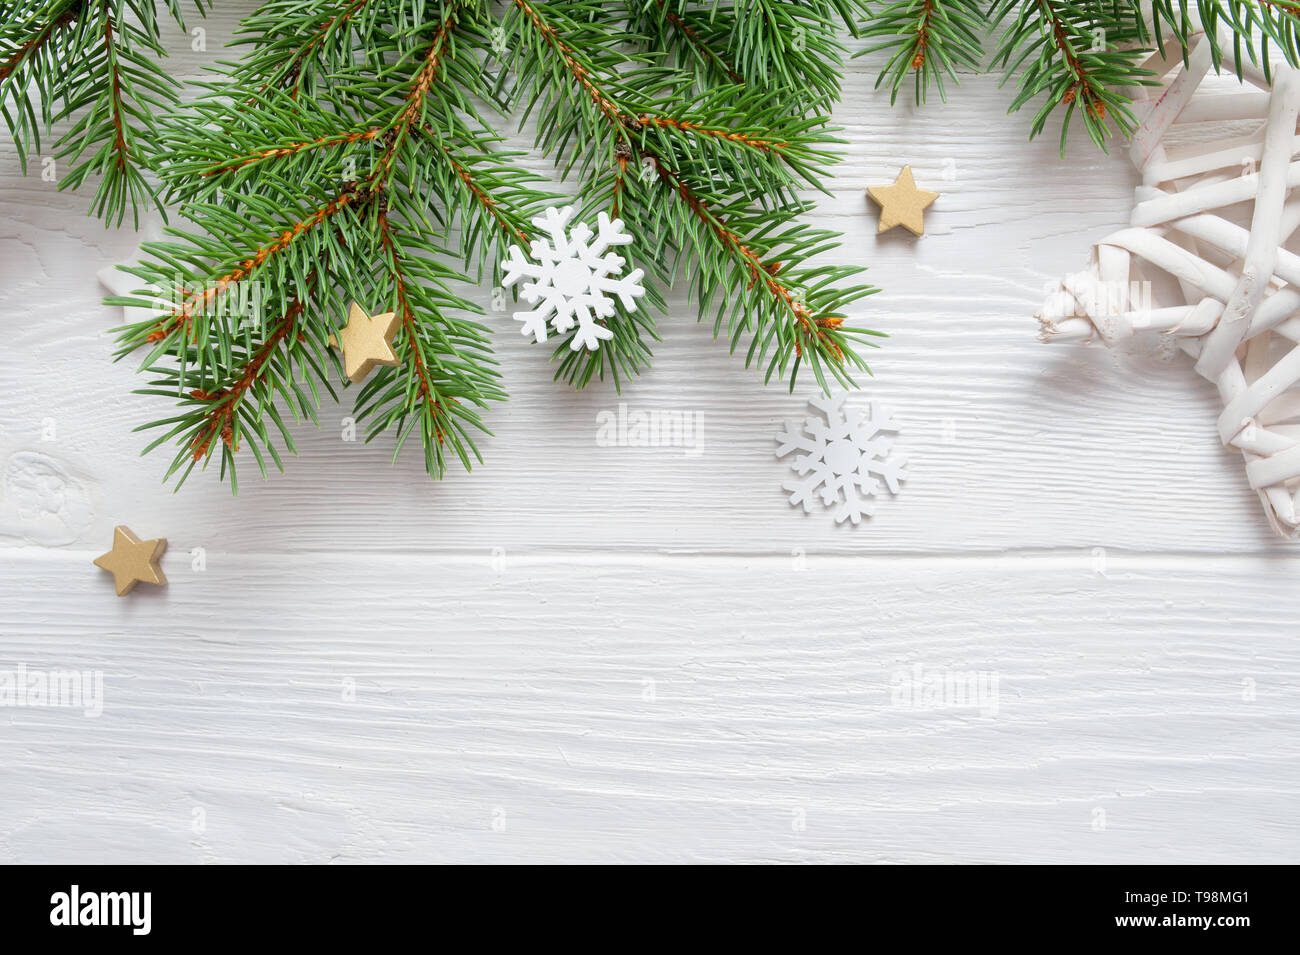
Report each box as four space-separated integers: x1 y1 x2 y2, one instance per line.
328 301 400 383
93 526 167 596
867 165 940 236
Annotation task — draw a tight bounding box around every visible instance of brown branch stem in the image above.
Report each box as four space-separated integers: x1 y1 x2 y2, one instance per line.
651 159 839 356
639 115 787 152
1037 0 1106 118
145 186 361 343
0 2 79 81
653 0 743 83
188 296 305 460
376 211 449 441
202 128 381 177
102 4 130 172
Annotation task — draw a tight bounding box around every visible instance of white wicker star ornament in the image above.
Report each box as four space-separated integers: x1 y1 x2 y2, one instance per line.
1037 26 1300 540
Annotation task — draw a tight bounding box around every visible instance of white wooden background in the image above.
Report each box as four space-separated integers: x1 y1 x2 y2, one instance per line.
2 5 1298 864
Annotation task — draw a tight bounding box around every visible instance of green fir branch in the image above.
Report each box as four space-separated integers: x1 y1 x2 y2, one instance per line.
858 0 988 104
105 0 879 491
503 0 878 390
0 0 207 225
856 1 1300 152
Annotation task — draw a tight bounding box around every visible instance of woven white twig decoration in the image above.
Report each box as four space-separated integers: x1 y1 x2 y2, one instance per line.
1037 30 1300 540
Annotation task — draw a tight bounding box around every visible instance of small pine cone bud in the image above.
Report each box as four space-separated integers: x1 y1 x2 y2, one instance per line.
614 141 634 162
911 52 924 70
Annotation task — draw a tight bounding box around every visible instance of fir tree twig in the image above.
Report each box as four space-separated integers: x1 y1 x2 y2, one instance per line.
0 0 208 225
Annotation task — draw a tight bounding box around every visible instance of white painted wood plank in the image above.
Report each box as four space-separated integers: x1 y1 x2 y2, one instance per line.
2 10 1297 866
1 551 1296 864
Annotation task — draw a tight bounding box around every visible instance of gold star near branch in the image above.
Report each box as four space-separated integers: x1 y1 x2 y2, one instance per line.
328 301 401 383
93 526 167 597
867 165 940 236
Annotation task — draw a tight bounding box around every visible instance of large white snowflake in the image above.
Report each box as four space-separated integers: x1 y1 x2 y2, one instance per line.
500 205 646 351
775 394 907 525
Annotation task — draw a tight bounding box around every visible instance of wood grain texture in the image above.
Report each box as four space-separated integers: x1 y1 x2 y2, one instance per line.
0 9 1296 864
2 552 1297 864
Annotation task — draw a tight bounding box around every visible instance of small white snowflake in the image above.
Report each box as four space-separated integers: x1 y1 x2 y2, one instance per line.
500 205 646 351
775 394 907 525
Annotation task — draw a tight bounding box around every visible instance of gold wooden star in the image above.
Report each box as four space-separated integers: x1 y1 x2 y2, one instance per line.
328 301 401 383
867 165 940 236
93 526 167 596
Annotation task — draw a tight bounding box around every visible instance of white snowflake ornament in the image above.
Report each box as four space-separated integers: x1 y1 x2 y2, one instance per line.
776 394 907 525
500 205 646 351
